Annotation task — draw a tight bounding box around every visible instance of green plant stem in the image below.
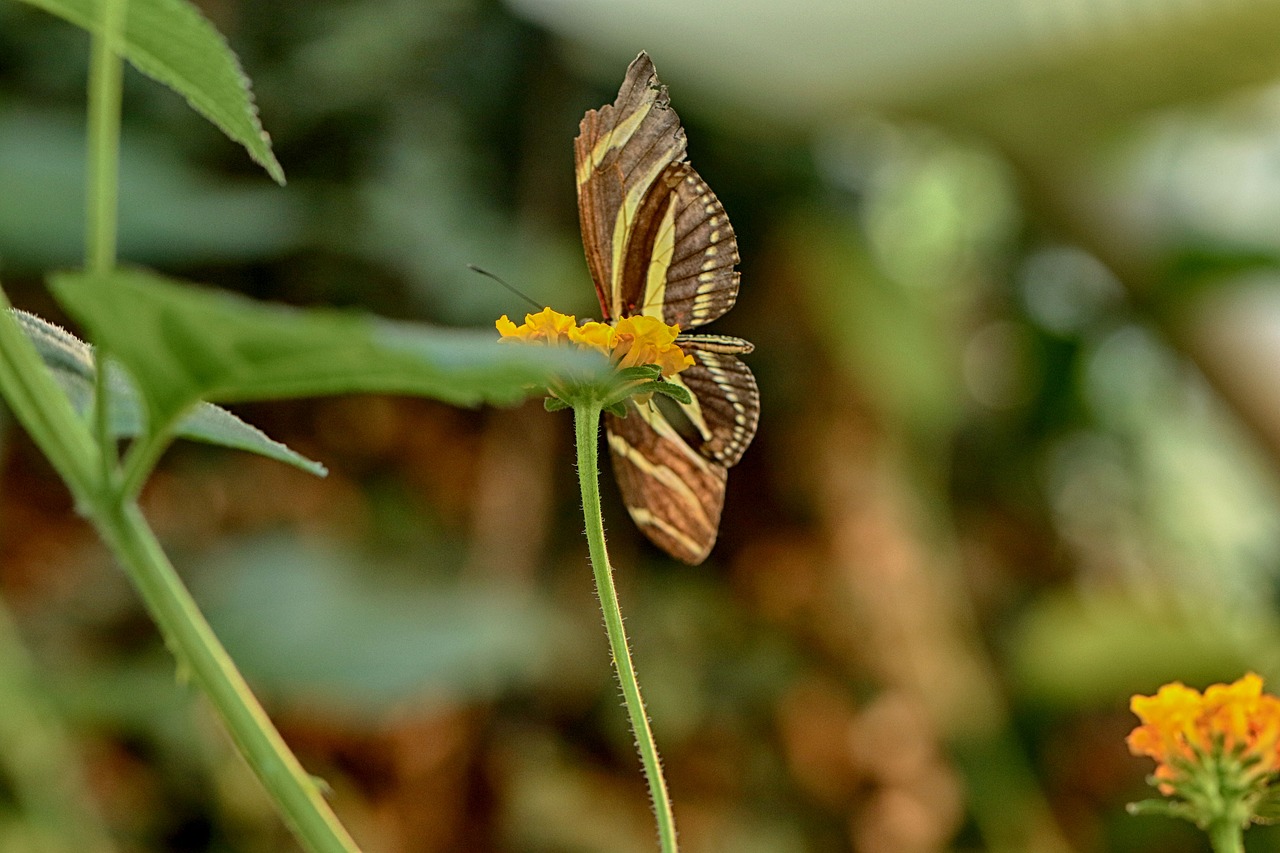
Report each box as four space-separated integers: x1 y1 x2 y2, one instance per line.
89 498 361 853
0 285 359 851
5 2 363 849
1207 818 1245 853
86 0 124 274
85 0 126 482
573 401 678 853
119 425 175 500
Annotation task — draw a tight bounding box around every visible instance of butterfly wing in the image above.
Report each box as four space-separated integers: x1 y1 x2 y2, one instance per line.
575 53 742 330
666 340 760 467
605 403 728 565
627 161 742 329
575 52 685 322
605 344 759 564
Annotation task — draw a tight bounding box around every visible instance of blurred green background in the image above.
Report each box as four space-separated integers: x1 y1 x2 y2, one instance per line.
6 0 1280 851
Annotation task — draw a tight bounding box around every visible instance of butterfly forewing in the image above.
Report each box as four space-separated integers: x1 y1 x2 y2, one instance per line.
576 52 759 564
641 163 741 329
575 54 686 322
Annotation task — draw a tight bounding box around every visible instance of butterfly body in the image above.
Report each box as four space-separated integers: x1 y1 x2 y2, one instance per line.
575 52 760 564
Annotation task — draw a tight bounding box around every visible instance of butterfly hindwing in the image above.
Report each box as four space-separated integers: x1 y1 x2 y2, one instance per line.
605 404 728 565
603 341 758 564
667 342 759 467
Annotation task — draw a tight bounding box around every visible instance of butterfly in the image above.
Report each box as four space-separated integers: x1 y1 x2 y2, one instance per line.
574 52 760 564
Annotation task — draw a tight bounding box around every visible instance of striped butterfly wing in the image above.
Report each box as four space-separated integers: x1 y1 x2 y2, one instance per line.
605 341 760 564
574 52 685 322
605 402 728 565
576 52 759 563
665 338 759 467
575 53 740 329
630 160 741 329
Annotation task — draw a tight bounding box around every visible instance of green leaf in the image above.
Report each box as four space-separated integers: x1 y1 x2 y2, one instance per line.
650 380 692 405
616 365 662 381
49 268 607 436
16 0 283 184
12 309 325 476
543 396 569 412
0 295 99 494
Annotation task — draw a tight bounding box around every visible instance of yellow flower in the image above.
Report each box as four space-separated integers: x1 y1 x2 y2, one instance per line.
569 321 615 352
610 315 694 377
1128 673 1280 796
495 307 577 345
497 308 692 380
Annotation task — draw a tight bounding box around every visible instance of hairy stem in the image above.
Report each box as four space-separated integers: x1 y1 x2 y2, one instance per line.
573 401 678 853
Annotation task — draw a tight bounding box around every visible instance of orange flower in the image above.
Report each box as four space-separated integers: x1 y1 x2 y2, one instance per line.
1128 673 1280 795
497 308 692 380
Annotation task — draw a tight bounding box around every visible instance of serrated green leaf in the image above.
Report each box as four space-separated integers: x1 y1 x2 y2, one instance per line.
49 268 607 438
543 396 569 412
16 0 283 184
651 381 692 405
11 309 325 476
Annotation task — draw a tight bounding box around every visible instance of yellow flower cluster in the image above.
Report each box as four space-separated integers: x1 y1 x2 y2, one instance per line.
1128 673 1280 794
496 308 693 379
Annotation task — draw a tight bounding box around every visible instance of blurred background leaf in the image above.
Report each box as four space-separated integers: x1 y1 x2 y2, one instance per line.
0 111 301 269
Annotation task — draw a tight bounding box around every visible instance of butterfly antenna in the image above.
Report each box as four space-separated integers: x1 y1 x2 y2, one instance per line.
468 265 544 312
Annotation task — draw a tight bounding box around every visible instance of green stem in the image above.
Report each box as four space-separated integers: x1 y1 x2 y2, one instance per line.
89 499 361 853
4 1 361 849
85 0 126 482
573 401 678 853
1207 818 1245 853
119 424 174 500
86 0 124 274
